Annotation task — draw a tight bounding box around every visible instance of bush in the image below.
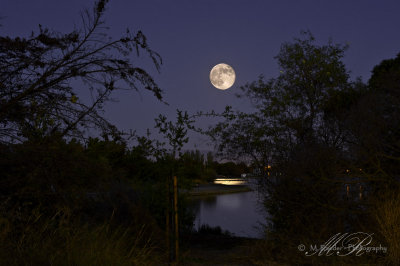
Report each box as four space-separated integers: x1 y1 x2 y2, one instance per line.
196 224 232 236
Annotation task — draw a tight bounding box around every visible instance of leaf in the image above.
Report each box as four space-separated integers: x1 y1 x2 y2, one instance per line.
70 95 78 103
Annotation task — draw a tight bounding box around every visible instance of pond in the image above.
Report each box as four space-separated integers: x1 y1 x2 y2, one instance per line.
189 178 267 238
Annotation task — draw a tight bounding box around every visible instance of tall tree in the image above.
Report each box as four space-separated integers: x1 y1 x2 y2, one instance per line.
211 31 353 167
209 32 363 264
0 0 163 144
349 53 400 265
347 53 400 187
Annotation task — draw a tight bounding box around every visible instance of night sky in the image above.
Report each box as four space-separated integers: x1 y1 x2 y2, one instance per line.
2 0 400 151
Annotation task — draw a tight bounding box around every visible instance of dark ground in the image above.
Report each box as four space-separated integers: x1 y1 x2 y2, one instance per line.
180 234 260 266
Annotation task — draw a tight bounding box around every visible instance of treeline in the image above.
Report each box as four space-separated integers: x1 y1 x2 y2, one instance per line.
0 135 169 264
179 150 250 182
0 131 247 264
0 132 239 264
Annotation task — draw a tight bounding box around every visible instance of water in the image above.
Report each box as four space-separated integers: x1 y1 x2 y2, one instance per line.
189 178 267 238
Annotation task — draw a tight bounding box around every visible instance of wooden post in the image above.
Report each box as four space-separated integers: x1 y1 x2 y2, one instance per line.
173 175 179 262
166 175 171 262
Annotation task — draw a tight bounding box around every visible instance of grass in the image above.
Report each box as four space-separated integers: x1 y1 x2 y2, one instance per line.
0 208 163 266
375 191 400 265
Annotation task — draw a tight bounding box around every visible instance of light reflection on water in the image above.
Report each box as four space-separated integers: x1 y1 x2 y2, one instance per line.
190 179 267 238
213 178 246 185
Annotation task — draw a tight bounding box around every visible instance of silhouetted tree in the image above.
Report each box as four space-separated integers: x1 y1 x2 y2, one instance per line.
209 31 366 264
350 53 400 265
357 53 400 184
0 0 162 144
211 31 355 168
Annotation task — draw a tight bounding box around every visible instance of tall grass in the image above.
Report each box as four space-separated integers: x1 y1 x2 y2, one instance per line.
375 191 400 265
0 208 162 265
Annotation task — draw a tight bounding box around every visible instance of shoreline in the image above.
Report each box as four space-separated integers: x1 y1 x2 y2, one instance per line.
187 183 252 196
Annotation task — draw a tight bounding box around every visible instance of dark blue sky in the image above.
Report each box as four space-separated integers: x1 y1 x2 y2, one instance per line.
2 0 400 151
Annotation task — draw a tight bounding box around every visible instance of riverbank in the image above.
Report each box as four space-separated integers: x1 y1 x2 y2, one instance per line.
188 183 252 196
181 233 260 265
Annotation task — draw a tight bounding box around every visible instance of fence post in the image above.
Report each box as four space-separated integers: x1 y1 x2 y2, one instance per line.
173 175 179 262
166 175 171 262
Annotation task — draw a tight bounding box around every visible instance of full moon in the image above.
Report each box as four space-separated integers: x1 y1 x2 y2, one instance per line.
210 63 236 90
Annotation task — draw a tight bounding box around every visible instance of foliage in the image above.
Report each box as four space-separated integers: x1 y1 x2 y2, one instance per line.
0 135 113 216
195 224 232 237
0 2 220 264
211 31 354 165
0 134 173 264
351 53 400 186
208 31 398 264
155 109 195 158
177 150 217 183
215 161 248 177
0 0 163 144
